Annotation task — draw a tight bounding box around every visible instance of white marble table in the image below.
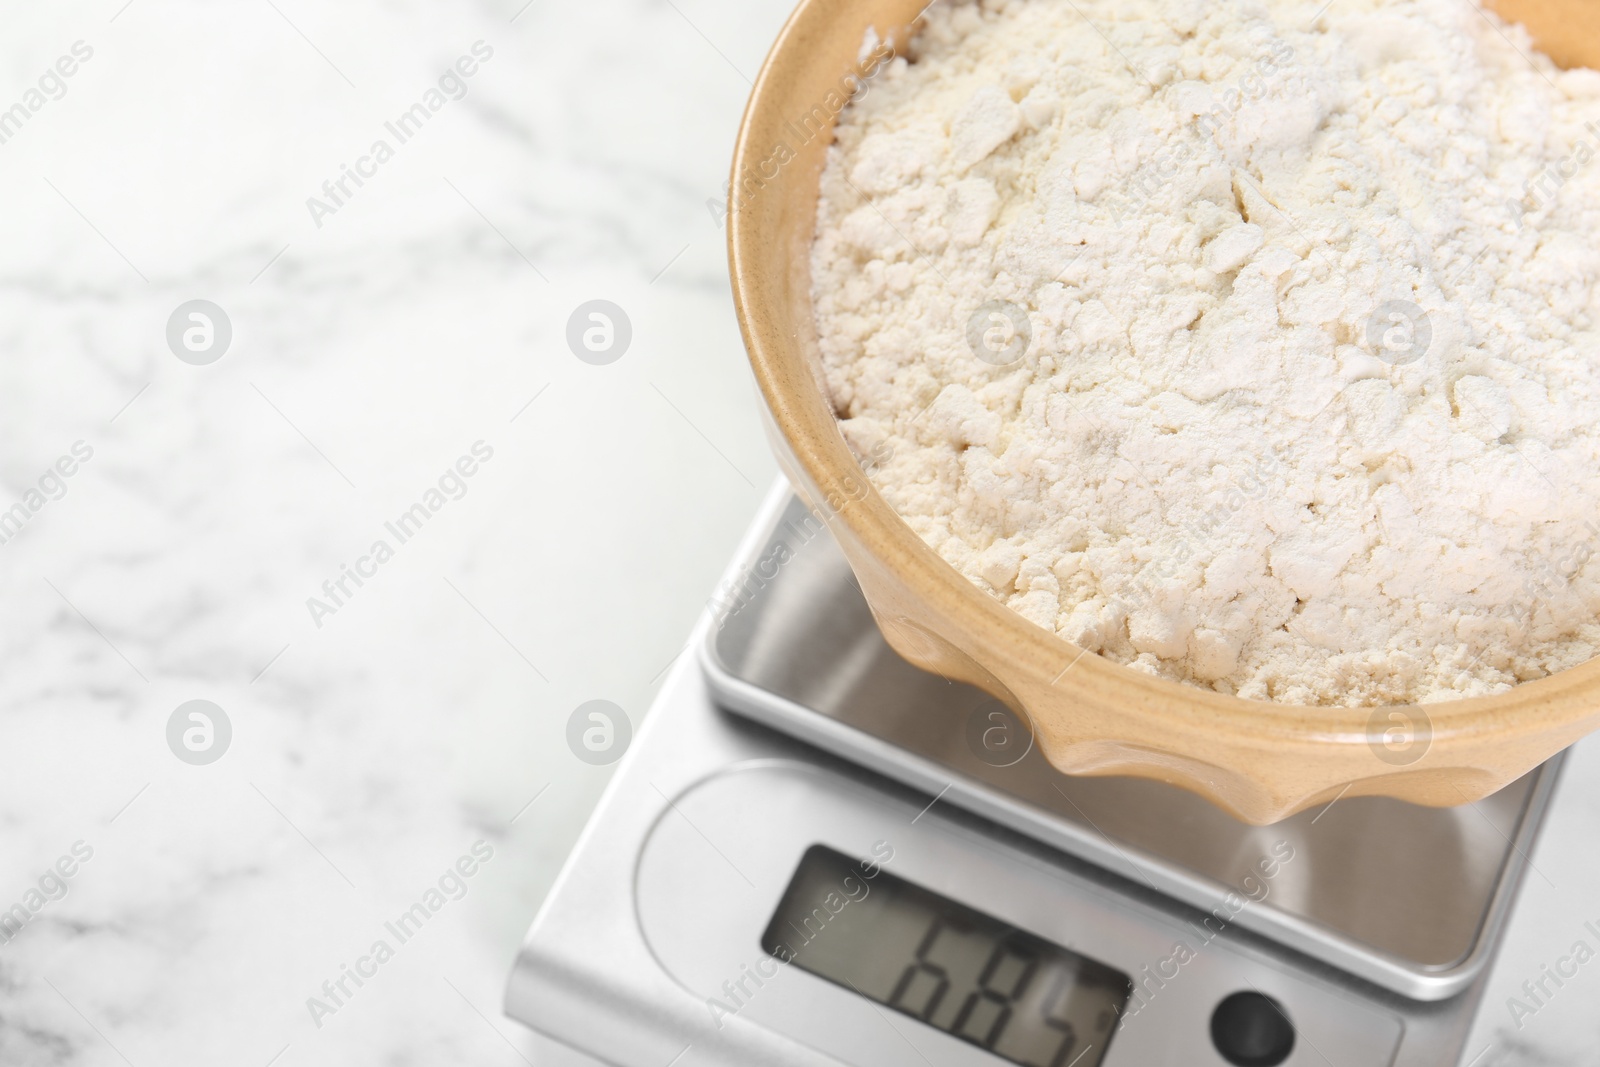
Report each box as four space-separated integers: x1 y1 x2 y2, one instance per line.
0 2 1594 1065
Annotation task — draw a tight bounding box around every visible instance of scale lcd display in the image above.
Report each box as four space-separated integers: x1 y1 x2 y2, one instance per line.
762 846 1131 1067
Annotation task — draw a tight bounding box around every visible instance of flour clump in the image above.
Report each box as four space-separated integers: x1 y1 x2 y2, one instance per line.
812 0 1600 705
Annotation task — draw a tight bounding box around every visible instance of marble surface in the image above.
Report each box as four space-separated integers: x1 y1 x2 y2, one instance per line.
0 1 1595 1065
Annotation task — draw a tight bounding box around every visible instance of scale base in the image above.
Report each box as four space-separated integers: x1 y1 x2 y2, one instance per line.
506 483 1555 1067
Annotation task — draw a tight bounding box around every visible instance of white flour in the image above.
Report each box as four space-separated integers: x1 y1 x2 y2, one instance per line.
812 0 1600 705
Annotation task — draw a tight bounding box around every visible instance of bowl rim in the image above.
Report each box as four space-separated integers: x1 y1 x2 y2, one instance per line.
726 0 1600 751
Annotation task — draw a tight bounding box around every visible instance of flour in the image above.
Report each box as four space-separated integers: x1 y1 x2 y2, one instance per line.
812 0 1600 705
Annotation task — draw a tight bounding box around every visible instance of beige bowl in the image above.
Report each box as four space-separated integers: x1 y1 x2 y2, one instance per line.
1491 0 1600 69
726 0 1600 823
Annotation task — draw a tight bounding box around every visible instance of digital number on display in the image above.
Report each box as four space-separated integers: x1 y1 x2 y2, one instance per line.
761 846 1132 1067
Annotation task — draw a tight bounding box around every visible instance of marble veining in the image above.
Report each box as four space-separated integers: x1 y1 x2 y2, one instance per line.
0 1 1595 1065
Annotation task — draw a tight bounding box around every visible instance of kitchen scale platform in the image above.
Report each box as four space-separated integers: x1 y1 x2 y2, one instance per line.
507 483 1561 1067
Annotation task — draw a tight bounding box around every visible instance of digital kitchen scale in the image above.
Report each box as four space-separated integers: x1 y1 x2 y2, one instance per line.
506 482 1563 1067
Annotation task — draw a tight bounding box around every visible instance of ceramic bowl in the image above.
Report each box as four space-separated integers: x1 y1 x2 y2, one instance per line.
726 0 1600 823
1490 0 1600 69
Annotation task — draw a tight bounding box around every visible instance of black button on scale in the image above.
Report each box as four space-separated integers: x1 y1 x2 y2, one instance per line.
1210 991 1296 1067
